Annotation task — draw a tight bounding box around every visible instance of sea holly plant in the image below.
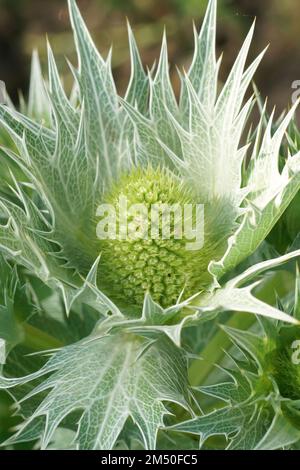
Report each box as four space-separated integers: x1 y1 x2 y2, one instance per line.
0 0 299 450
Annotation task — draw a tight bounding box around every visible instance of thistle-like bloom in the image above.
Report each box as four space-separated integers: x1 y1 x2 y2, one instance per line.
0 0 300 450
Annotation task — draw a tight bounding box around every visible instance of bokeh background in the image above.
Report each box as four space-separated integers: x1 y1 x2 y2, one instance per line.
0 0 300 113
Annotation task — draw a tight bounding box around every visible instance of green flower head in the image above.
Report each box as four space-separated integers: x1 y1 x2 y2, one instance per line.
98 166 205 308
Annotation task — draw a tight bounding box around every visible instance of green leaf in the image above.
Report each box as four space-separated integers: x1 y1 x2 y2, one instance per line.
199 380 250 404
27 50 52 124
254 409 300 450
68 0 122 187
149 33 182 157
171 404 254 446
227 407 272 450
221 325 267 367
180 0 218 112
124 22 149 115
0 332 190 450
200 249 300 325
210 108 300 281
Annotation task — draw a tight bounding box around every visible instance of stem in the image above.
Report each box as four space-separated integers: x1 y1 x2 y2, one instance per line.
22 323 63 350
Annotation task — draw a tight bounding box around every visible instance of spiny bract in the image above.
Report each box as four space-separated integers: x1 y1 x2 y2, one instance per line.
0 0 300 451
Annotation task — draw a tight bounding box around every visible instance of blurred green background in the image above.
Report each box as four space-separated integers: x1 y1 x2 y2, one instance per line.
0 0 300 112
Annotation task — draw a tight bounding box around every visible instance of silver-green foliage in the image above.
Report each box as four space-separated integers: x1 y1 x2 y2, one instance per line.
172 274 300 449
0 0 300 450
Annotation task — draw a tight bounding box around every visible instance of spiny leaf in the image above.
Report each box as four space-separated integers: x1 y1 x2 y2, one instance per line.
68 0 122 188
0 332 190 450
210 112 300 281
221 325 267 367
171 404 254 446
180 0 217 112
254 410 300 450
124 21 149 114
27 50 52 124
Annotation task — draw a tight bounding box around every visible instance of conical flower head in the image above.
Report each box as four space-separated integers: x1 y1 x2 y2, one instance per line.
98 166 206 308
